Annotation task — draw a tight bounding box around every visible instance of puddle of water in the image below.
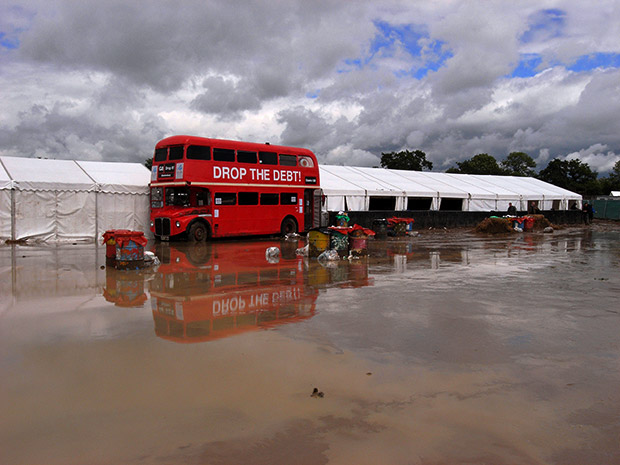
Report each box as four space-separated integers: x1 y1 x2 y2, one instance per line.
1 227 619 464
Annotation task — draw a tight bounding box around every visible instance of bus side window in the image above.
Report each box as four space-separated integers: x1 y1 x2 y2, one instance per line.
187 145 211 160
279 154 297 166
196 189 210 206
213 148 235 162
259 151 277 165
237 151 257 164
280 193 297 205
238 192 259 205
260 193 279 205
214 193 236 205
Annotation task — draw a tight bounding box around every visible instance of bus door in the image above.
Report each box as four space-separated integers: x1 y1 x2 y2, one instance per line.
304 189 320 230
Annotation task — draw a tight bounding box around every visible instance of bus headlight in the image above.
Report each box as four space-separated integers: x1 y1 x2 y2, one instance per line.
175 221 181 228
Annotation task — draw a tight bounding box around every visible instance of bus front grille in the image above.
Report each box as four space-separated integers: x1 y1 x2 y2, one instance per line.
155 217 171 236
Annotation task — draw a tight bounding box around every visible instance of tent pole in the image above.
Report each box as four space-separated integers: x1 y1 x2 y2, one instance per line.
10 188 15 241
95 189 99 243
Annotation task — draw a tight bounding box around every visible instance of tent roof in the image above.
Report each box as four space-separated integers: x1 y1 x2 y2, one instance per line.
319 165 402 196
318 166 369 196
351 167 437 197
318 165 581 201
0 159 12 190
475 175 581 200
0 157 151 193
76 160 151 194
0 156 94 191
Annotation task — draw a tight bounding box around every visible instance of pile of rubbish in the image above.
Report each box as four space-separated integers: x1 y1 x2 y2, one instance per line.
267 211 419 263
475 214 555 234
475 217 515 234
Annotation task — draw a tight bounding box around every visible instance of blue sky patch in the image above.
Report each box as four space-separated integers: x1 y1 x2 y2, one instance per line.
0 31 20 49
508 51 620 77
520 9 566 44
510 53 543 78
568 53 620 72
339 20 452 79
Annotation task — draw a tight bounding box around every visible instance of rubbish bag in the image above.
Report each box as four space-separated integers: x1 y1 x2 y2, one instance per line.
144 251 160 266
265 247 280 263
317 249 340 262
296 244 309 256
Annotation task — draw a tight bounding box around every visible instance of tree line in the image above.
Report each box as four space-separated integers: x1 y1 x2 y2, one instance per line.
380 150 620 196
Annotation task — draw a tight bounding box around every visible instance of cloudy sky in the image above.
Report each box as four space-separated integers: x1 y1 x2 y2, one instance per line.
1 1 619 173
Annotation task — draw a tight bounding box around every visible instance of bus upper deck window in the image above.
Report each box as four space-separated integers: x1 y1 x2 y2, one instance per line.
213 148 235 162
169 146 184 160
237 151 258 163
187 145 211 160
259 151 277 165
154 148 167 162
279 154 297 166
299 156 314 168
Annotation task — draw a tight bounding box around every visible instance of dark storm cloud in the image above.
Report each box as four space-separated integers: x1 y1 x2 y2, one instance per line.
1 0 619 172
0 100 165 162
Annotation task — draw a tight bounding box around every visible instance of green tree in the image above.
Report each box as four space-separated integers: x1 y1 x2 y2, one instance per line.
598 160 620 195
380 150 433 171
447 153 506 175
501 152 536 177
537 158 599 194
144 158 152 170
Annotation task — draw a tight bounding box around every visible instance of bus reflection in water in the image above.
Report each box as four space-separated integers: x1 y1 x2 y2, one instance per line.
149 240 373 343
149 240 314 343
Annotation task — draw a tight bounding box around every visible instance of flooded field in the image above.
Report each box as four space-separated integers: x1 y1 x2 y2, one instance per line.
1 224 619 465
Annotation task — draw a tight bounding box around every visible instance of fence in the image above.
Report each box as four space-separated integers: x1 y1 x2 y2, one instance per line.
592 198 620 220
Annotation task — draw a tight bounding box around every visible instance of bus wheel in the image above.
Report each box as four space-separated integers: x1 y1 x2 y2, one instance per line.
280 217 298 235
188 222 208 242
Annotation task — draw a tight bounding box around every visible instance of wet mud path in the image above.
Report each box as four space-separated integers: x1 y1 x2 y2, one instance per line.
1 224 619 464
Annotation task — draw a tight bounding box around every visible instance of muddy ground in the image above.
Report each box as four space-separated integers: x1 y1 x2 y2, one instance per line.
1 221 619 465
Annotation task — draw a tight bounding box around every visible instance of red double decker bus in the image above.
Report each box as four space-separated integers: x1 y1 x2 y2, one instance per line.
149 135 321 241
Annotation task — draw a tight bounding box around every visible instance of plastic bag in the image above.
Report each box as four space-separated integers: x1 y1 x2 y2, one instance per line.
265 247 280 263
317 249 340 262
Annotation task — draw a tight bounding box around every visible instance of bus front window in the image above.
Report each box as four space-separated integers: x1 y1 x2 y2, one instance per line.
151 187 164 208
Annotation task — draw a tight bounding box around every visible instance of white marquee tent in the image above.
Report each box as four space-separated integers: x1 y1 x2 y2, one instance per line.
0 156 582 243
319 166 581 213
0 157 151 243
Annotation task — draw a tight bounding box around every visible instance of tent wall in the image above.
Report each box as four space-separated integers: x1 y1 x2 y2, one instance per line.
13 190 96 242
0 156 150 243
96 192 150 239
0 162 11 241
0 189 10 241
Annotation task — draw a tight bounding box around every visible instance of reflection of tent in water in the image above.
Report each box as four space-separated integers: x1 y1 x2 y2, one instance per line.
0 156 151 243
318 165 582 212
149 241 372 343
